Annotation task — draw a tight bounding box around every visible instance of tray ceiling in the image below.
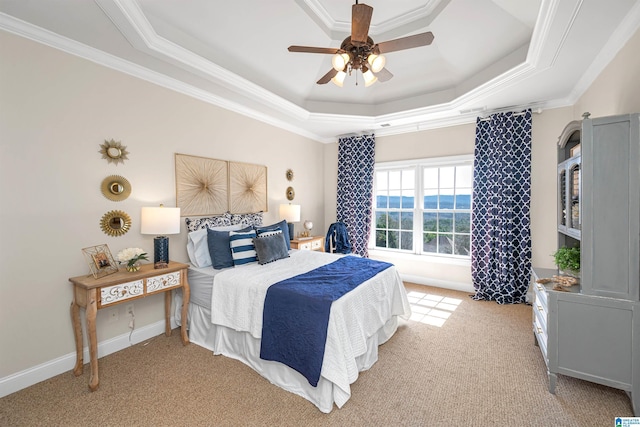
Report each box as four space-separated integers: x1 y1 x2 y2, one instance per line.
1 0 639 142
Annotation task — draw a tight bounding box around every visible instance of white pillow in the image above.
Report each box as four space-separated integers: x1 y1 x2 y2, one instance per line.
187 224 243 267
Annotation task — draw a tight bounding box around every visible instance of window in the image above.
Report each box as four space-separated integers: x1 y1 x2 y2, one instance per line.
372 155 473 258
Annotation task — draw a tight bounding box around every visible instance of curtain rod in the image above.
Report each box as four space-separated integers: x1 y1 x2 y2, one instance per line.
478 108 541 121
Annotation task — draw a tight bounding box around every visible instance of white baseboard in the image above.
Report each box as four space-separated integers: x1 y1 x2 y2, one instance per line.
0 318 176 398
400 274 475 293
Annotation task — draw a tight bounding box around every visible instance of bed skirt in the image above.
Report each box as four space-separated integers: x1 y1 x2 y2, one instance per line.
174 292 399 413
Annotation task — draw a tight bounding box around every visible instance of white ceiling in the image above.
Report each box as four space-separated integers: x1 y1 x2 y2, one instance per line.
1 0 639 142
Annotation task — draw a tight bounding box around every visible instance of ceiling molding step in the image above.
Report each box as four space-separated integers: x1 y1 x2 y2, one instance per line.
549 0 583 67
526 0 559 63
297 0 446 39
98 0 310 121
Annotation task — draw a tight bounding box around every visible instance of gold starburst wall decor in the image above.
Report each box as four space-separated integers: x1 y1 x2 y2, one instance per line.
229 161 267 214
99 139 129 165
175 154 229 216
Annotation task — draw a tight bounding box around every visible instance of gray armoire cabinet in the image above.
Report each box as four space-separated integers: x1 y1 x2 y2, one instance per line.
532 113 639 416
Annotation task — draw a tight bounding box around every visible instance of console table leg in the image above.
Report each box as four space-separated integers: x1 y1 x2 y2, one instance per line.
70 301 83 376
164 291 172 337
86 290 99 391
180 274 190 345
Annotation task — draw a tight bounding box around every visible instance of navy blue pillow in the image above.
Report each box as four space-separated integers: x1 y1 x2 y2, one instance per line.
255 219 291 250
207 226 252 269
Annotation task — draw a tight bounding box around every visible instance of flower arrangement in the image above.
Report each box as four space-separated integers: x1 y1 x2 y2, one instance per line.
116 247 148 272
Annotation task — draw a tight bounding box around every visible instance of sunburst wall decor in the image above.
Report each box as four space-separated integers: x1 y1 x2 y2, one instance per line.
175 154 229 216
99 139 129 165
229 161 267 214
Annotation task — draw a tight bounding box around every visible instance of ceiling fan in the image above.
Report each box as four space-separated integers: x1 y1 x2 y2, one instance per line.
288 1 434 87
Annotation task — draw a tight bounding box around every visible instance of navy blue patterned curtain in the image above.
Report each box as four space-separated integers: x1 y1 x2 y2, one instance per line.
337 134 375 257
471 110 532 304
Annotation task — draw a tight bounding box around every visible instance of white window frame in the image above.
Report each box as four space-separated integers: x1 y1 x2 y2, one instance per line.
370 154 473 259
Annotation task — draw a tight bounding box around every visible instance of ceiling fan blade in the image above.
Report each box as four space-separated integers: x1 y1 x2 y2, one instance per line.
351 3 373 45
288 46 341 54
376 32 434 54
374 67 393 82
317 69 338 85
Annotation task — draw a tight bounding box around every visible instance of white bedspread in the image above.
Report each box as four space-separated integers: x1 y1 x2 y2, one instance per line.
211 250 411 402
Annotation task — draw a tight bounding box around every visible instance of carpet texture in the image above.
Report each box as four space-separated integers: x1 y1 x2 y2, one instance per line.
0 283 633 426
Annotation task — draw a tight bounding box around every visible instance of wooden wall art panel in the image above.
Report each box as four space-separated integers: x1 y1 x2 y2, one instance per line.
229 161 268 214
175 154 229 216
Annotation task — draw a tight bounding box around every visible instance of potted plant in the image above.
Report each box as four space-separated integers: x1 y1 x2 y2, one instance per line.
553 246 580 277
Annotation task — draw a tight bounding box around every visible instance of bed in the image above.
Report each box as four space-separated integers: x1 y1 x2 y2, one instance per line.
175 216 411 413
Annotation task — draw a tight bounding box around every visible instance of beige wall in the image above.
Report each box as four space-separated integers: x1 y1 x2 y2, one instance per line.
0 31 324 379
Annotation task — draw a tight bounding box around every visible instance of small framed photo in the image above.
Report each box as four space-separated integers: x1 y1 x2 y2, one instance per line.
82 244 119 279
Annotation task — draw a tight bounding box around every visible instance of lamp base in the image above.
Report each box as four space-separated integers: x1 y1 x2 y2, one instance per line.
153 236 170 269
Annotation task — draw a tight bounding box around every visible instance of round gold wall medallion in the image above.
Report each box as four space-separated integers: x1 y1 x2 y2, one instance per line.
101 175 131 201
286 169 294 181
286 186 295 201
100 210 132 237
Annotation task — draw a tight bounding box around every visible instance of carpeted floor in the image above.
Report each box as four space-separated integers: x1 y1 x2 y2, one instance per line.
0 283 634 426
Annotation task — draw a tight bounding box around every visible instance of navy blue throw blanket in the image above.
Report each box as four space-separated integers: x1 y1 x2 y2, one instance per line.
260 256 392 387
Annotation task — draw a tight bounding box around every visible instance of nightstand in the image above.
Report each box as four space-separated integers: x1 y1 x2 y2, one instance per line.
290 236 324 252
69 261 190 391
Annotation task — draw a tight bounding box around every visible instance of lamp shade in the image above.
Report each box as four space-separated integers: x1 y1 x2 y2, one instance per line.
279 204 300 223
140 206 181 235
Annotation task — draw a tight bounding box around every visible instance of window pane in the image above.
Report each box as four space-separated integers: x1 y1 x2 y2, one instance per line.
389 191 401 208
454 234 470 256
376 230 387 247
440 167 455 188
424 189 438 209
376 193 388 208
388 230 399 249
400 231 413 250
376 171 388 190
389 171 401 189
402 170 415 189
423 212 437 232
456 165 473 188
376 211 388 229
401 190 414 208
439 189 454 209
401 212 413 230
454 213 471 233
438 234 453 254
423 168 438 189
423 232 437 253
438 213 453 232
388 212 400 229
455 188 471 209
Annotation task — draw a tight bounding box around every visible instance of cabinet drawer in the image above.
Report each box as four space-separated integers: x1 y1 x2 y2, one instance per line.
533 301 547 334
298 242 312 250
533 315 548 361
311 238 323 250
100 279 143 307
533 282 548 310
147 271 181 293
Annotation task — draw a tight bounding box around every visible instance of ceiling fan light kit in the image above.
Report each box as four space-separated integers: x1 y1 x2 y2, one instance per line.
288 1 433 87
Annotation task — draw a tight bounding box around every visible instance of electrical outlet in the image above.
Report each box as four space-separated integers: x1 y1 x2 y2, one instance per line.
126 304 134 317
108 308 119 323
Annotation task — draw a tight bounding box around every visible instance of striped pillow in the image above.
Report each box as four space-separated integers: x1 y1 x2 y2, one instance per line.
229 229 258 266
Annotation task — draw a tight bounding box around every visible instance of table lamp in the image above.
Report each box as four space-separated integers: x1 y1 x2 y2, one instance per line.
279 203 300 240
141 205 180 268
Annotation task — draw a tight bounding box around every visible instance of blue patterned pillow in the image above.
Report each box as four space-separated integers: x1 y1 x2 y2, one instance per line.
230 211 264 227
185 213 232 232
229 229 258 266
206 226 252 269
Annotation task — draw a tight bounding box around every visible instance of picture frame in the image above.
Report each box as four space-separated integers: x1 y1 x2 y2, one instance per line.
82 244 119 279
